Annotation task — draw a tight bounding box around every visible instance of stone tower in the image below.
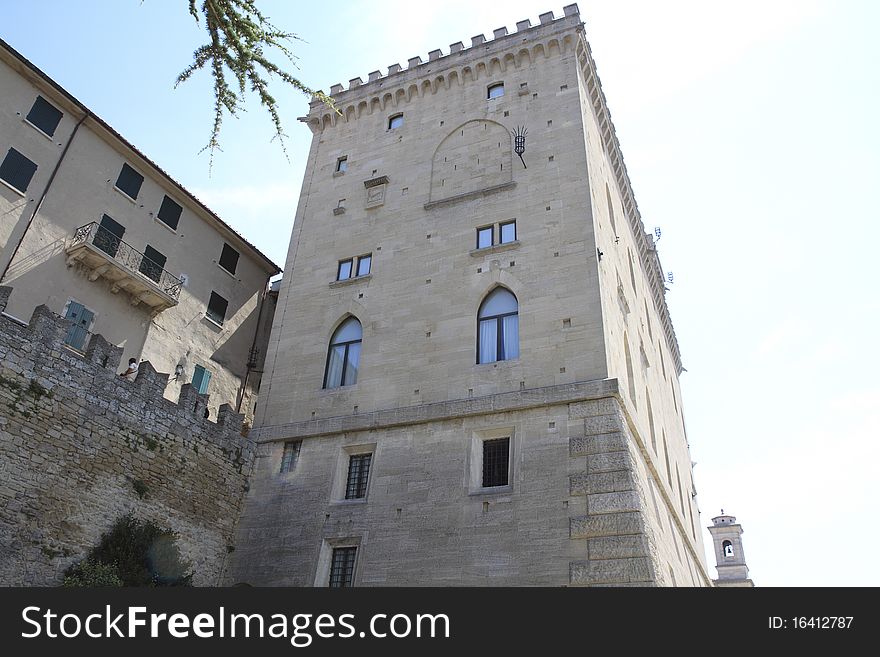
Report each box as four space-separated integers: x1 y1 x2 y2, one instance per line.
228 4 711 586
708 511 754 587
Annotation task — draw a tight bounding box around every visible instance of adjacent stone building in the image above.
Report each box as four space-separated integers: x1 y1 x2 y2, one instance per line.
0 38 280 422
229 5 711 586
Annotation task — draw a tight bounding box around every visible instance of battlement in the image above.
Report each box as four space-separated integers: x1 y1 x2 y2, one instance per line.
0 284 254 585
307 4 580 117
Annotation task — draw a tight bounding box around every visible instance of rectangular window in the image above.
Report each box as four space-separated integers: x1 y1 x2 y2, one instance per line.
192 364 211 394
206 291 229 325
62 301 95 352
329 547 357 588
218 243 240 275
26 96 63 137
477 226 494 249
0 148 38 193
388 114 403 129
482 437 510 488
280 440 302 473
337 259 353 281
500 220 516 244
336 156 348 173
115 163 144 200
356 254 371 277
93 214 125 258
138 245 166 283
345 453 372 499
157 195 182 230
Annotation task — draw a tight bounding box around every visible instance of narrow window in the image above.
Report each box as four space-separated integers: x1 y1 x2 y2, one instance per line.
388 113 403 129
336 156 348 173
219 243 240 275
0 148 38 193
156 195 182 230
62 301 94 352
324 317 362 388
93 214 125 258
138 245 166 283
192 364 212 394
206 291 229 325
337 259 353 281
280 440 302 473
345 453 372 499
329 547 357 587
487 82 505 99
477 288 519 364
723 540 734 558
356 254 371 277
476 226 493 249
25 96 63 137
482 437 509 487
499 220 516 244
115 163 144 200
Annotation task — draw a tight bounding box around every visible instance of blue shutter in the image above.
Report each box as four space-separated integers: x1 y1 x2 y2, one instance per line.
192 365 211 394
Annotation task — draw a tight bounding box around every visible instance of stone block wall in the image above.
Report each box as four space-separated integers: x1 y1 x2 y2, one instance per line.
0 285 254 585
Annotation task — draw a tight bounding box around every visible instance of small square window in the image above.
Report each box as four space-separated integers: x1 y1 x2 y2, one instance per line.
345 453 372 499
115 163 144 200
139 245 166 283
356 254 371 277
388 114 403 129
488 83 504 99
0 148 38 193
336 156 348 173
219 243 240 275
26 96 63 137
280 440 302 473
337 259 353 281
206 291 228 325
477 226 493 249
157 195 182 230
329 547 357 587
500 221 516 244
482 437 509 488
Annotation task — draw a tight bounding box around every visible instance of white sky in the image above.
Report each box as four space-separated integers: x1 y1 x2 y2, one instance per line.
3 0 878 585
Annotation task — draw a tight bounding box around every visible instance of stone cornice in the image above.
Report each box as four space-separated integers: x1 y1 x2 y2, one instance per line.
253 378 619 442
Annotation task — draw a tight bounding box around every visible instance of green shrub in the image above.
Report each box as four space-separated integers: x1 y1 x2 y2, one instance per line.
63 514 193 587
63 560 123 587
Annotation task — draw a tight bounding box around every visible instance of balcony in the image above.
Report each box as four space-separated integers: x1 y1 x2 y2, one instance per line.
65 222 183 311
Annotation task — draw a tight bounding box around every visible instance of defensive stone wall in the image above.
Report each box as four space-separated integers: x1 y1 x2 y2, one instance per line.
0 285 254 585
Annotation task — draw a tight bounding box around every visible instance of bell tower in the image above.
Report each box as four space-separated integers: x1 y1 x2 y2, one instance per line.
708 510 754 587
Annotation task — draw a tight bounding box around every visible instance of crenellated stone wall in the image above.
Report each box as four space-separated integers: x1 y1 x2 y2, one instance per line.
0 285 255 585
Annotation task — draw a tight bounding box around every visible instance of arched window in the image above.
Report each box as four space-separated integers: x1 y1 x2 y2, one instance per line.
487 82 504 99
324 318 362 389
388 113 403 129
477 288 519 364
723 540 734 558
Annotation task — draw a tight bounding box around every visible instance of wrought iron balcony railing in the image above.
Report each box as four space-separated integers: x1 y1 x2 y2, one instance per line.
70 222 183 301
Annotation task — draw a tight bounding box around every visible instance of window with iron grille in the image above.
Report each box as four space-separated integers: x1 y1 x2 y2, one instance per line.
482 437 509 488
25 95 63 137
329 547 357 587
0 148 38 193
138 245 166 283
157 195 182 230
206 291 229 325
280 440 302 473
219 243 240 275
115 163 144 200
345 453 372 499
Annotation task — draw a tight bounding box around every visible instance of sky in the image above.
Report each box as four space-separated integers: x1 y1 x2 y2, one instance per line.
2 0 878 586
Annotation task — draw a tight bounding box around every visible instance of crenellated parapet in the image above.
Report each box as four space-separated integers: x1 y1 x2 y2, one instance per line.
301 5 582 131
0 284 253 585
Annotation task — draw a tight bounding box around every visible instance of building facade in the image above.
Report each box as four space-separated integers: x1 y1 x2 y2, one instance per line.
230 4 710 586
0 39 280 421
